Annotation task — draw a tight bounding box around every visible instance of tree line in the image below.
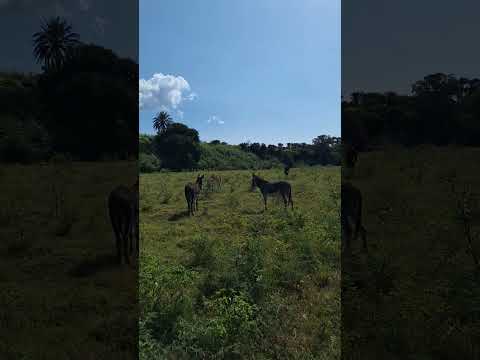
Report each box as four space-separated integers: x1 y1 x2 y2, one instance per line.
140 112 341 172
343 73 480 150
0 17 137 163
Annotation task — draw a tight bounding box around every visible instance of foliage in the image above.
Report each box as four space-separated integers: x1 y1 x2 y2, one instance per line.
139 133 340 172
343 73 480 148
151 123 201 170
152 111 172 133
0 115 51 163
32 16 80 73
140 167 340 358
139 153 161 173
198 142 270 170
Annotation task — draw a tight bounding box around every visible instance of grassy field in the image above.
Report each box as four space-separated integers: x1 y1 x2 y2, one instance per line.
0 161 138 359
343 146 480 359
139 166 340 359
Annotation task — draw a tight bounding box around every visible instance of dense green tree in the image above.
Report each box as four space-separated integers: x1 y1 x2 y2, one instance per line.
152 123 201 170
37 44 137 160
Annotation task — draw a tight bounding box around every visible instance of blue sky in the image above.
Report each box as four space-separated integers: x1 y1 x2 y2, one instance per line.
140 0 340 145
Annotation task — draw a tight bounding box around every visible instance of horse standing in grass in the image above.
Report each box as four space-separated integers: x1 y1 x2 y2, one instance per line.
251 173 293 211
343 143 358 169
341 182 367 252
185 175 204 216
108 181 138 264
206 174 222 192
284 165 291 176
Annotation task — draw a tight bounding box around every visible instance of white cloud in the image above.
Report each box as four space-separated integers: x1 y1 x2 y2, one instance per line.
139 73 196 111
207 115 225 125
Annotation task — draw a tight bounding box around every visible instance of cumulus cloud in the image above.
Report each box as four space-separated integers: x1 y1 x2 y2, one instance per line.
207 115 225 125
139 73 197 111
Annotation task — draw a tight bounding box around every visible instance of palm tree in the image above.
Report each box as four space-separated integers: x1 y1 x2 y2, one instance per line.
33 17 80 72
153 111 172 133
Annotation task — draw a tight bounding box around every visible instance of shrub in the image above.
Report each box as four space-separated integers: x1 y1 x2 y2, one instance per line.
139 255 198 349
139 153 161 173
174 290 259 358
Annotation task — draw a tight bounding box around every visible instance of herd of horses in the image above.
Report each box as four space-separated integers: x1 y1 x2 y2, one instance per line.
107 170 295 264
184 172 294 216
107 145 366 265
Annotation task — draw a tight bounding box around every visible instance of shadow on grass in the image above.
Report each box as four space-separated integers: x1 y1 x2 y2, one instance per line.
168 211 190 221
68 254 118 277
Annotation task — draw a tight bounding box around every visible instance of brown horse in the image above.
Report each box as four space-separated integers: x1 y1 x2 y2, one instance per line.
108 181 138 264
251 173 293 211
341 182 367 252
185 175 204 216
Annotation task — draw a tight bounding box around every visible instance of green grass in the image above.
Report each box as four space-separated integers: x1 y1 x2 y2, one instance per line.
140 166 340 359
343 146 480 359
0 161 137 359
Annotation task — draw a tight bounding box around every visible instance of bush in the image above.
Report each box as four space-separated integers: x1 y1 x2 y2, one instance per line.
139 255 198 350
174 290 259 358
0 116 51 163
139 153 161 173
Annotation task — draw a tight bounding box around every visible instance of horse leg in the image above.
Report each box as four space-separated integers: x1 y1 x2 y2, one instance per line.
263 194 267 211
136 226 140 256
361 226 367 252
342 226 350 252
113 225 121 264
282 193 288 209
110 214 122 263
123 229 130 264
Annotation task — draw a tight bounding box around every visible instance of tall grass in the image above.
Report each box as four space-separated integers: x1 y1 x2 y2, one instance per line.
140 166 340 359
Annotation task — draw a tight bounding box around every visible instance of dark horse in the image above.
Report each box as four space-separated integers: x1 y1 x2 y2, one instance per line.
108 180 138 264
251 173 293 211
343 143 358 169
284 165 291 176
341 182 367 251
185 175 204 216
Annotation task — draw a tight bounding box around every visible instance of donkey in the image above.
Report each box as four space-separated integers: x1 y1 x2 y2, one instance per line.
341 182 367 252
343 143 358 169
108 181 138 264
251 173 293 211
185 175 204 216
206 174 222 192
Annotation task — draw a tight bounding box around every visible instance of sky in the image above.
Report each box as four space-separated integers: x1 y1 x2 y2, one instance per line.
0 0 138 72
140 0 340 145
342 0 480 96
